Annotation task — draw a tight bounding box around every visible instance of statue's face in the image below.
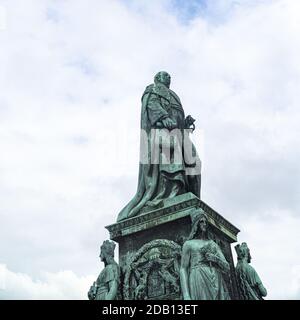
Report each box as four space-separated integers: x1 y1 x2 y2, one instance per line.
247 249 252 263
99 248 106 262
198 216 207 233
160 72 171 88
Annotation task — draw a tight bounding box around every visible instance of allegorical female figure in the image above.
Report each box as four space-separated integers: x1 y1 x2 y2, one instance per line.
117 71 201 222
88 240 120 300
235 242 267 300
180 209 231 300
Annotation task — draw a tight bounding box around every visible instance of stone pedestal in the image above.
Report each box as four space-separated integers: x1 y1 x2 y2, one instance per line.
106 193 240 300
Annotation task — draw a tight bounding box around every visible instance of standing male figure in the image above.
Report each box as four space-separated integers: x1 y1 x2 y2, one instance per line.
117 71 201 222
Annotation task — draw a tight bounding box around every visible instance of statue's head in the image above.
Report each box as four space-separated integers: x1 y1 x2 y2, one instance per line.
235 242 252 263
148 247 161 261
188 208 208 239
99 240 116 264
154 71 171 88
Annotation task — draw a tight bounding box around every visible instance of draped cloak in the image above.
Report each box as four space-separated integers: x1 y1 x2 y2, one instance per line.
95 263 120 300
117 83 201 222
236 261 266 300
187 240 230 300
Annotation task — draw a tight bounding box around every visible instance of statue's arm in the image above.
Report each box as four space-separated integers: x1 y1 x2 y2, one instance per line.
206 243 230 273
146 93 176 129
104 264 120 300
257 282 267 298
180 242 191 300
146 93 169 126
251 268 267 298
218 250 230 272
105 279 119 300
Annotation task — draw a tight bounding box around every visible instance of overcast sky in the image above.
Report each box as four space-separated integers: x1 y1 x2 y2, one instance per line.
0 0 300 299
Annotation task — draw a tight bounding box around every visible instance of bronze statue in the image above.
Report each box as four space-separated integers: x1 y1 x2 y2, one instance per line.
235 242 267 300
180 209 231 300
88 240 120 300
117 71 201 222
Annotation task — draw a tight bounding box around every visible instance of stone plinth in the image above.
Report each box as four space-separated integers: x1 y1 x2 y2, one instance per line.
106 193 240 300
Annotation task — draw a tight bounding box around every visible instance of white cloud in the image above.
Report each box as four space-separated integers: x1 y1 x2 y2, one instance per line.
0 0 299 299
0 264 94 299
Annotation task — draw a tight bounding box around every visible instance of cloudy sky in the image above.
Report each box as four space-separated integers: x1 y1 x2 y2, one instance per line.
0 0 300 299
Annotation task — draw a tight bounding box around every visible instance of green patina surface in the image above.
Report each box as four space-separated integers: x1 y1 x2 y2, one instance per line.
88 72 262 300
106 193 239 243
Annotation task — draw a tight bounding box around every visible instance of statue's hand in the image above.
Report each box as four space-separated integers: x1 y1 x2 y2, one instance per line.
161 117 177 130
155 121 164 128
205 252 229 272
88 285 96 300
205 252 218 263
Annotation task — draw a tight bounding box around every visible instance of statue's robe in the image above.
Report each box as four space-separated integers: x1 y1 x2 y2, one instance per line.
88 262 120 300
186 240 230 300
236 261 266 300
117 83 201 222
